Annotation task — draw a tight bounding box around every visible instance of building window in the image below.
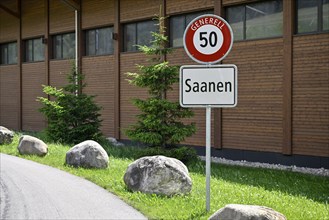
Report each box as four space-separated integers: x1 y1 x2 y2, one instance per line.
0 42 17 65
86 27 114 56
53 33 75 59
226 0 283 41
297 0 329 34
170 10 213 47
25 38 44 62
123 20 157 52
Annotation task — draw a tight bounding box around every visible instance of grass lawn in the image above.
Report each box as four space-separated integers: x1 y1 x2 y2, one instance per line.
1 133 328 219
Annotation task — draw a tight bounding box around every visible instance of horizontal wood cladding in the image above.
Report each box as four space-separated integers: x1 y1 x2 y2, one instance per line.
0 65 20 130
166 0 214 15
120 0 162 22
0 0 19 43
49 0 75 34
222 38 284 153
82 56 115 137
22 62 46 131
49 60 72 88
82 0 114 29
22 0 45 39
292 34 329 157
167 48 215 146
120 53 149 139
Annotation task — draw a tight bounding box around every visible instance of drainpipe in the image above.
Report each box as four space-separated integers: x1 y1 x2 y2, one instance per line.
75 9 78 95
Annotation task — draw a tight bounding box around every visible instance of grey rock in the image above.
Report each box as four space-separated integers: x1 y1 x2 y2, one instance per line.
124 155 192 196
107 137 124 147
0 126 14 144
209 204 286 220
17 135 48 156
66 140 109 168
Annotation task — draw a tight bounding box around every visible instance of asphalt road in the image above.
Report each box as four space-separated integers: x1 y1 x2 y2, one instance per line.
0 153 147 220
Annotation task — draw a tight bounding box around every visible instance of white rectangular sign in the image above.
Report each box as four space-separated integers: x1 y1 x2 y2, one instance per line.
180 65 238 107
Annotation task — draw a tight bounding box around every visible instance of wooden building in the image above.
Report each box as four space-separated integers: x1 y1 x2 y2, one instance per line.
1 0 328 168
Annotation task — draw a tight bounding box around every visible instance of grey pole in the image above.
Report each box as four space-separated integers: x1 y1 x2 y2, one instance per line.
206 106 211 212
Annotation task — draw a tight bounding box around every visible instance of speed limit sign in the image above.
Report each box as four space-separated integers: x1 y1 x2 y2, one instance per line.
183 14 233 64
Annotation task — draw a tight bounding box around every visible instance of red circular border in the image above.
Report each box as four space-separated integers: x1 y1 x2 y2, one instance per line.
184 15 233 64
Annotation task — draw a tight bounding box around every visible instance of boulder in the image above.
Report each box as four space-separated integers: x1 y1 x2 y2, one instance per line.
208 204 286 220
124 155 192 196
65 140 109 169
0 126 14 144
17 135 48 156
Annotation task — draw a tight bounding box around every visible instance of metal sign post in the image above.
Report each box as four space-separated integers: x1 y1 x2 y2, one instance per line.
206 106 211 211
180 65 237 212
182 14 236 212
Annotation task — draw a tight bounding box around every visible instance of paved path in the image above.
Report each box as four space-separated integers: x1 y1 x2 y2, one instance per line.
0 153 147 220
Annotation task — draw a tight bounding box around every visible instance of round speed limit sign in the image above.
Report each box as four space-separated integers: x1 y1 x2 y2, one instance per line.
183 14 233 64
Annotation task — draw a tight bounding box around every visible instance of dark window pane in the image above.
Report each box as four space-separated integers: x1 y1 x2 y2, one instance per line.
25 38 44 62
226 6 244 41
323 0 329 31
53 33 75 59
62 33 75 59
171 15 185 47
1 45 8 64
137 20 156 47
108 27 114 54
297 0 318 33
33 38 44 61
97 27 113 55
26 40 33 62
8 43 17 64
86 27 113 56
86 30 96 55
54 35 62 59
246 0 283 39
124 23 136 52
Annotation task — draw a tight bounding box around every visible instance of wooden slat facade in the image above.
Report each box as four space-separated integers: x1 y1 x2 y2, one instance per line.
223 38 284 153
0 0 328 164
292 34 329 157
83 56 116 136
21 62 46 131
21 0 45 39
82 0 114 29
0 65 20 130
49 0 74 34
120 53 149 139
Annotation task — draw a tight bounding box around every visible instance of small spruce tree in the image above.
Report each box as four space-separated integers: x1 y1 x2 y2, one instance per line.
38 64 103 144
125 16 196 148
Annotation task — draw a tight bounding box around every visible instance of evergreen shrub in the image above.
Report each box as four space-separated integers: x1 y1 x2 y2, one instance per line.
38 65 103 144
125 16 196 150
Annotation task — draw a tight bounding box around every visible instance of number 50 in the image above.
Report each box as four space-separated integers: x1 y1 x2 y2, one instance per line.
199 31 218 48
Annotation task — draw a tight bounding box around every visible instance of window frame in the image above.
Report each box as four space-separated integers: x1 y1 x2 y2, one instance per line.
24 37 45 63
225 0 283 42
85 26 114 56
0 41 18 65
52 32 75 60
296 0 329 34
122 19 157 53
169 10 214 48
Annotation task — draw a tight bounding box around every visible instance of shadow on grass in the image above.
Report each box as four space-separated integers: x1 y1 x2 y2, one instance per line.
189 160 329 205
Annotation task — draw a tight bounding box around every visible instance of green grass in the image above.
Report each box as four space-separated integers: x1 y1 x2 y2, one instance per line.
1 133 329 219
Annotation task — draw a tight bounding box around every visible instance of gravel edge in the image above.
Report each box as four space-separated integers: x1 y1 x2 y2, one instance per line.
199 156 329 177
